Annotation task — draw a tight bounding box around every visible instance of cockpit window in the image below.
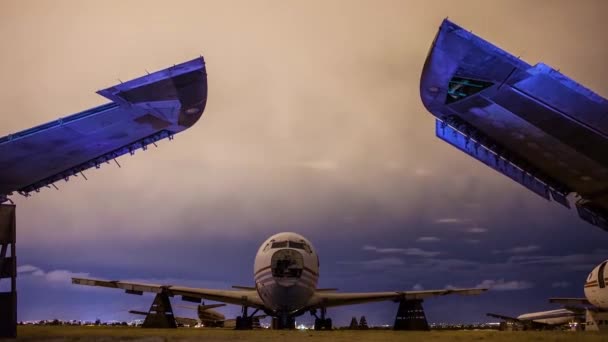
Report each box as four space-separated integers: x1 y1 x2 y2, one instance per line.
288 241 313 253
271 241 288 249
289 241 305 250
270 240 312 253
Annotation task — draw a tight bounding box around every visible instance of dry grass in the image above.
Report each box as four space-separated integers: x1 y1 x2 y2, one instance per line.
2 326 606 341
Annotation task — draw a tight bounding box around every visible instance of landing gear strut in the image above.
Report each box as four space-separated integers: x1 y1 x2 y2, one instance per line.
312 308 332 330
235 306 259 330
271 314 295 329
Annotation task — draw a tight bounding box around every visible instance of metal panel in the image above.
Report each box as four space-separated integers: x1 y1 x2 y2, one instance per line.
0 292 16 338
0 204 16 339
0 57 207 201
420 19 608 231
436 120 550 200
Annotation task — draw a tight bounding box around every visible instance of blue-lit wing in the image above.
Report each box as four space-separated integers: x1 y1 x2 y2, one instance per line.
0 57 207 202
420 20 608 231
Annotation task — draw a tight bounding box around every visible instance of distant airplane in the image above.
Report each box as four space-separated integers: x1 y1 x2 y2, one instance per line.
550 259 608 331
487 308 580 330
0 57 207 204
420 19 608 232
72 232 486 330
130 303 265 328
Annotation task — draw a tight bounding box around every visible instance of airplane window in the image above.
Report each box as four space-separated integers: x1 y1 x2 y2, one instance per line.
289 241 305 250
271 241 288 248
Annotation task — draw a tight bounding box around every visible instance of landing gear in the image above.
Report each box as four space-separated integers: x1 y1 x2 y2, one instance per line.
311 308 332 330
235 306 259 330
271 315 295 329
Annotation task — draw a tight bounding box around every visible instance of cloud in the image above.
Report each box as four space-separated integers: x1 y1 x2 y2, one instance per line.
362 245 440 257
297 160 338 171
412 283 424 291
434 218 467 224
551 281 570 288
413 168 430 176
493 245 540 254
464 239 480 244
476 279 533 291
466 227 487 234
17 264 42 274
18 264 89 284
417 236 440 242
338 257 405 268
507 250 608 271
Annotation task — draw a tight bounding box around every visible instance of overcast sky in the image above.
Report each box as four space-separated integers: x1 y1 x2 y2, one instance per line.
1 0 608 325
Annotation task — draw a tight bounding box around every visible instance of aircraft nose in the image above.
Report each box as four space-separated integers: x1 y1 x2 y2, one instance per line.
271 249 304 280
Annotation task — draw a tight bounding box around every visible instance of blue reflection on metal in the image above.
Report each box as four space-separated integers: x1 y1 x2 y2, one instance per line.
436 119 552 201
0 57 207 201
420 19 608 230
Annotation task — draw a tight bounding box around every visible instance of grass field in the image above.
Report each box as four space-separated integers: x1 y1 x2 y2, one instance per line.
2 326 606 342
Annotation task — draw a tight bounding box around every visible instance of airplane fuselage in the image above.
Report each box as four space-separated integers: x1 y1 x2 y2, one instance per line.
253 232 319 317
584 259 608 308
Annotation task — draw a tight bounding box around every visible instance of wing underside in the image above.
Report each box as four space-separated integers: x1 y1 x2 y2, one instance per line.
0 57 207 203
72 277 266 310
420 19 608 231
308 288 486 308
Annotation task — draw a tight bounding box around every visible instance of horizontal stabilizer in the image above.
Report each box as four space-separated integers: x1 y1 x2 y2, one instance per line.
128 310 148 316
487 312 519 322
549 297 591 306
200 303 227 311
232 286 256 290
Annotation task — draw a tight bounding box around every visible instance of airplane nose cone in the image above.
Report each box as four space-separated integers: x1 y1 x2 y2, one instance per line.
271 249 304 286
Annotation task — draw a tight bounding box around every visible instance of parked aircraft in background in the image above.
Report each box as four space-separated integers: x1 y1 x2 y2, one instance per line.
550 259 608 331
487 308 580 330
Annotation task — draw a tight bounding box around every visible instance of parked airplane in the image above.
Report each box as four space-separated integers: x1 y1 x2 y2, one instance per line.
550 259 608 331
129 303 265 328
487 308 580 330
73 232 486 330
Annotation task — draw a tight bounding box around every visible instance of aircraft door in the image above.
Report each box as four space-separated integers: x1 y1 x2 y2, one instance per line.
599 261 607 289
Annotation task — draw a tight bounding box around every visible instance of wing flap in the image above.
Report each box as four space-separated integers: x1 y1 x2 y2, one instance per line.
0 57 207 201
420 19 608 231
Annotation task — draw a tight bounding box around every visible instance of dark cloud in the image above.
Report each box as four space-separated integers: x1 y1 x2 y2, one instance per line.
362 245 441 257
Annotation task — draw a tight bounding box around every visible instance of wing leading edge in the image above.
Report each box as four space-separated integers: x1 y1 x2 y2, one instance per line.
420 19 608 231
307 287 487 308
72 277 266 310
0 57 207 203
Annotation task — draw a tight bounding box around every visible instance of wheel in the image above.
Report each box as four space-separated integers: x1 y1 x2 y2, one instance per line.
235 316 243 330
244 317 253 330
324 318 332 330
314 318 322 330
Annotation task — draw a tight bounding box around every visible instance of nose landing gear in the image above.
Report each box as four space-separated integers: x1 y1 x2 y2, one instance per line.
235 306 259 330
311 308 332 330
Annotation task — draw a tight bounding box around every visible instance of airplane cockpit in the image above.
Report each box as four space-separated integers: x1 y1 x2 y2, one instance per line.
263 240 313 254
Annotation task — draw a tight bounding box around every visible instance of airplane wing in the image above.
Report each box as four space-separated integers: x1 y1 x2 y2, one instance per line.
549 297 592 306
0 57 207 203
486 312 520 322
420 19 608 231
307 287 486 308
72 277 266 310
